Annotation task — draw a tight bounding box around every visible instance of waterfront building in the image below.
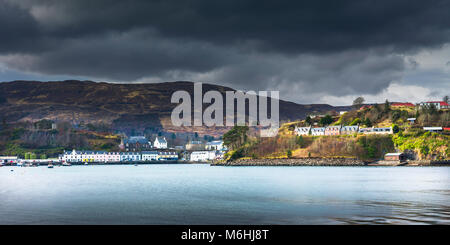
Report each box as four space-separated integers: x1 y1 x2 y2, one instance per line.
93 151 107 163
310 127 325 136
340 125 359 135
60 150 81 163
0 156 18 165
158 151 178 161
120 152 141 162
82 151 95 162
294 126 311 136
153 137 168 149
105 152 121 162
205 140 224 151
384 153 405 161
190 151 216 162
324 125 341 136
141 151 159 161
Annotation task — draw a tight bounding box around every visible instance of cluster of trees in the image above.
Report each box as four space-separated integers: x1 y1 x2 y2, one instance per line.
223 126 249 150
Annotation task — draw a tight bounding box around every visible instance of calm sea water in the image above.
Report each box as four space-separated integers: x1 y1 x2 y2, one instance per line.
0 164 448 224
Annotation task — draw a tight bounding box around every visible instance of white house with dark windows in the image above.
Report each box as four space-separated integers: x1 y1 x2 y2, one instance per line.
141 151 159 161
311 127 325 136
153 137 168 149
120 152 141 162
340 125 359 135
190 151 216 162
294 126 311 136
419 101 449 110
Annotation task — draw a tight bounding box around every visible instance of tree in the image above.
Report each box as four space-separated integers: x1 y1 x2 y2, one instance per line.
392 124 400 134
319 115 333 126
391 111 400 122
287 150 292 158
384 99 390 113
25 152 31 160
296 135 305 148
305 116 312 126
352 97 365 109
194 132 199 139
364 118 372 127
443 95 449 104
40 154 47 159
223 126 249 150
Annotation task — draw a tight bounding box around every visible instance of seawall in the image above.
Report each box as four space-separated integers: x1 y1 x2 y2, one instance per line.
214 158 367 166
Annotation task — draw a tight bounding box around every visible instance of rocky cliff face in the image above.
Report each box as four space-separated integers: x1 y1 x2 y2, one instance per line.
0 80 350 135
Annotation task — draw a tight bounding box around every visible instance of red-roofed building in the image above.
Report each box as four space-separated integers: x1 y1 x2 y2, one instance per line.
443 127 450 131
419 101 449 110
391 102 415 107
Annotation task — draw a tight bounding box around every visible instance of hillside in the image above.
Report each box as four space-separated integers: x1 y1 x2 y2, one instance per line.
0 80 350 136
225 103 449 161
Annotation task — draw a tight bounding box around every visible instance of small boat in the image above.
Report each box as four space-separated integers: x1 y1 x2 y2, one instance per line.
48 164 54 168
62 162 72 166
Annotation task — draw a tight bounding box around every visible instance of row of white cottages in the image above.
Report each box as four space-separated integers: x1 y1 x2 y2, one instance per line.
59 150 178 163
294 125 393 136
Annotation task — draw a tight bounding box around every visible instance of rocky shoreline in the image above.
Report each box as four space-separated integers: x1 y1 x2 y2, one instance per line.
214 158 368 166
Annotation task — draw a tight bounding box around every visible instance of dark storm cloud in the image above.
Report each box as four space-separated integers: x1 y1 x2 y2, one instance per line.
4 0 450 53
0 0 449 102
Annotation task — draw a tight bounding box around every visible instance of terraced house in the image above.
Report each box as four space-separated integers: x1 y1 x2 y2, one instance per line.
324 126 341 136
294 126 311 136
340 125 359 135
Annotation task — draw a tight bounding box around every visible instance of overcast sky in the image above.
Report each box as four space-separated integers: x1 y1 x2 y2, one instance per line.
0 0 449 105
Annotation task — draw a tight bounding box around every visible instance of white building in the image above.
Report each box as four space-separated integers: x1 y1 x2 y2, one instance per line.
120 152 141 162
141 151 159 161
419 101 449 110
310 127 325 136
190 151 216 162
0 156 18 164
359 127 393 134
60 150 82 163
205 140 224 150
93 151 107 163
407 118 416 124
340 125 359 135
423 127 443 132
153 137 168 149
105 152 121 162
294 126 311 136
